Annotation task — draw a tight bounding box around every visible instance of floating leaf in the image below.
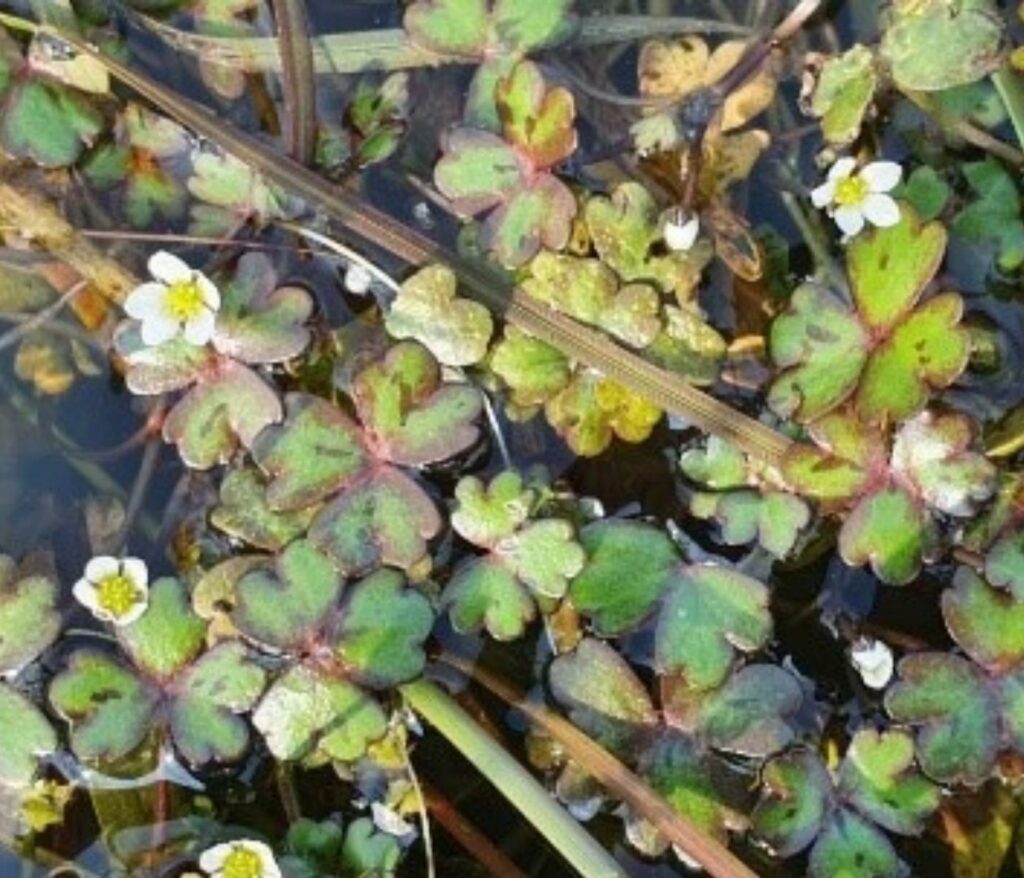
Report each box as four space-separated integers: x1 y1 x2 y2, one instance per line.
941 567 1024 673
188 152 295 235
489 327 571 408
752 750 832 858
884 652 1000 785
253 664 387 762
569 520 677 635
545 370 662 457
308 468 441 576
770 208 968 424
442 557 535 641
951 158 1024 273
655 565 771 691
808 809 908 878
0 684 57 786
838 486 928 586
985 529 1024 601
808 45 878 145
585 183 711 300
252 394 370 512
0 556 60 676
450 471 534 548
385 264 493 367
213 253 314 365
211 468 317 551
233 539 344 653
679 436 747 490
881 0 1004 92
341 817 402 876
1 78 102 168
332 569 434 689
353 341 483 467
549 638 657 753
897 166 952 223
663 664 803 758
161 359 283 470
703 490 812 558
118 578 206 680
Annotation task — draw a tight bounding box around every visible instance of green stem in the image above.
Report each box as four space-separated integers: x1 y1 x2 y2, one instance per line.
992 65 1024 152
400 679 628 878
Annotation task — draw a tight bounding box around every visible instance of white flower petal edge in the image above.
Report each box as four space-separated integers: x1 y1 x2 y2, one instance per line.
148 250 193 285
183 308 217 346
140 313 181 347
664 214 700 252
850 637 894 690
84 555 120 583
861 193 901 228
196 274 221 310
834 205 865 237
124 283 167 319
121 557 149 587
860 160 902 193
810 179 836 208
72 579 108 619
199 840 281 878
827 156 858 182
198 842 234 874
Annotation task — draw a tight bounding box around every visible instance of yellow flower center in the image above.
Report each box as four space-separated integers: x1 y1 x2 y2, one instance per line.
96 574 141 619
834 175 869 208
164 279 206 322
222 848 265 878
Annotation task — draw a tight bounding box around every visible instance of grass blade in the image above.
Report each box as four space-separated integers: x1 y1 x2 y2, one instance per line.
270 0 316 165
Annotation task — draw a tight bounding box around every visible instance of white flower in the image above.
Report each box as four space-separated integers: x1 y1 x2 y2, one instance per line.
344 262 374 295
663 210 700 252
812 157 902 238
72 556 149 626
199 840 281 878
124 251 221 347
849 636 894 690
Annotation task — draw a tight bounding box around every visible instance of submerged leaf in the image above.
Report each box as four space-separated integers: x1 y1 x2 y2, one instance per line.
809 45 878 145
0 557 60 676
0 684 57 786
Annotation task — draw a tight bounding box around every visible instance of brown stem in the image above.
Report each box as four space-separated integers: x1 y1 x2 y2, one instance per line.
422 781 531 878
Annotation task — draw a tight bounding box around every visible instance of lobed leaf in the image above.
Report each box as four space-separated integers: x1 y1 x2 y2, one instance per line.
117 578 206 682
451 471 534 548
0 683 57 786
441 556 535 641
941 567 1024 672
0 556 61 676
810 45 878 145
211 467 317 551
752 750 831 858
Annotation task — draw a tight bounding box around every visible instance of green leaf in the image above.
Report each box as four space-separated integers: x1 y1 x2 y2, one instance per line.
492 519 584 599
162 360 283 470
341 817 401 876
169 640 266 765
385 264 493 367
782 412 879 502
353 341 483 467
897 166 952 222
952 159 1024 272
49 650 159 762
286 817 344 872
711 490 811 558
434 128 520 213
403 0 489 56
233 539 343 653
846 203 947 333
838 486 927 586
837 729 940 835
1 80 102 168
646 305 726 386
114 324 214 395
308 467 441 576
451 471 534 548
664 664 803 758
809 809 908 878
768 284 868 422
985 529 1024 601
0 556 61 675
213 252 314 365
188 152 292 232
549 638 656 753
570 520 678 635
253 664 387 762
478 176 578 268
810 45 878 145
490 327 571 407
679 436 747 490
0 683 57 785
941 567 1024 672
332 569 434 689
655 565 771 691
752 750 831 858
252 393 370 511
211 468 317 551
881 1 1004 92
884 652 1000 785
496 60 576 169
117 578 206 681
442 557 535 641
585 182 707 296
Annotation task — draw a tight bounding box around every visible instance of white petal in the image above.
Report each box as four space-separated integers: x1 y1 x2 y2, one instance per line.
148 250 193 284
115 599 150 627
834 205 865 237
665 216 700 252
860 161 903 193
196 273 221 311
810 180 836 208
121 557 149 590
198 843 234 873
72 579 100 612
140 314 182 347
124 283 168 320
862 193 901 228
850 638 894 690
84 556 120 583
250 841 281 878
827 156 858 182
345 263 373 295
183 308 216 346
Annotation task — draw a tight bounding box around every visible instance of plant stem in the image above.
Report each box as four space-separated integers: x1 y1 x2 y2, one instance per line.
270 0 316 165
992 65 1024 151
903 89 1024 167
400 679 629 878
